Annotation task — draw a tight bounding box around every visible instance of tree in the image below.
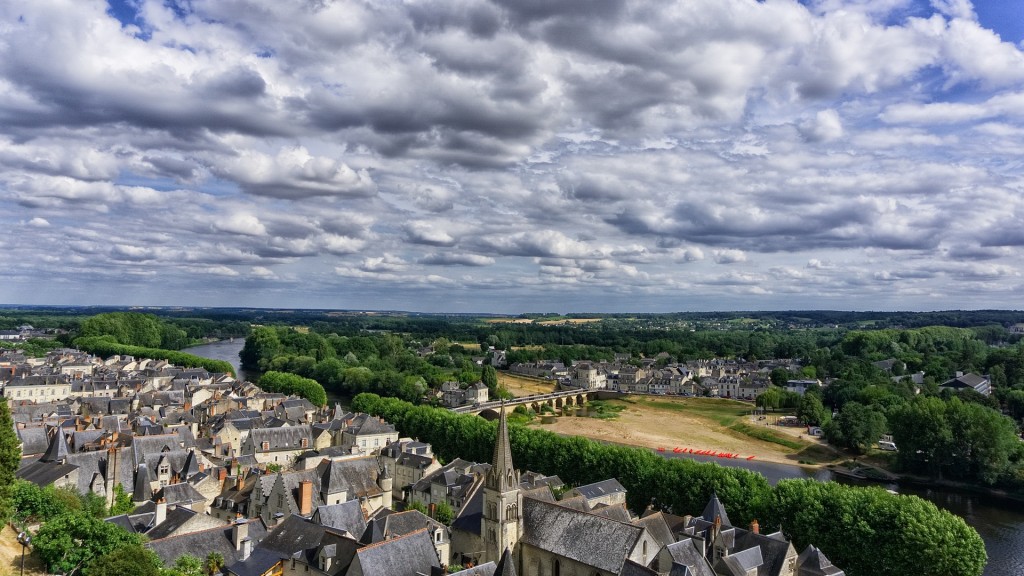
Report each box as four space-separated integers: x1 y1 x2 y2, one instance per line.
433 501 454 525
109 484 135 516
205 552 225 576
86 545 162 576
0 398 22 523
755 387 783 411
769 367 790 387
795 393 829 427
481 365 498 393
823 401 887 453
34 512 145 575
169 555 204 576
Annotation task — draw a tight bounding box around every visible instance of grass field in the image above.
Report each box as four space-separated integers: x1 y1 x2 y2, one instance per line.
498 372 557 396
533 395 841 466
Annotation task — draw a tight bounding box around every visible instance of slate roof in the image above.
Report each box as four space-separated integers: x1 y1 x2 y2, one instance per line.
15 459 78 487
155 482 207 507
149 518 269 567
17 426 50 456
591 503 632 523
620 560 658 576
351 529 439 576
573 478 626 501
317 457 382 499
701 492 731 527
662 539 715 576
144 506 198 540
716 545 763 576
40 428 70 462
450 480 484 536
796 544 845 576
635 512 675 549
247 426 313 451
520 497 644 574
131 433 189 468
345 414 397 436
379 509 444 539
732 528 795 576
313 500 367 537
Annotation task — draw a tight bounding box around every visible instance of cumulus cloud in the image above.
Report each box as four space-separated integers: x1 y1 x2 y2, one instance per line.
799 109 844 142
0 0 1022 311
713 249 748 264
213 147 376 199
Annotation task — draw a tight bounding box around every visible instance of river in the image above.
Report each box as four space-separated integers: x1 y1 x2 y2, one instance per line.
183 339 252 382
183 339 1022 575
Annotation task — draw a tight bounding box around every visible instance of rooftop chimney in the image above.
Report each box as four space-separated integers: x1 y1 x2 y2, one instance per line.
241 537 252 561
155 498 167 526
750 519 759 534
299 479 313 516
232 517 249 551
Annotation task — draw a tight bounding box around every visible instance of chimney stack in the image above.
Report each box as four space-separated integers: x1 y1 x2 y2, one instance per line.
750 519 759 534
218 467 227 484
155 498 167 526
241 537 252 561
232 516 249 550
299 479 313 516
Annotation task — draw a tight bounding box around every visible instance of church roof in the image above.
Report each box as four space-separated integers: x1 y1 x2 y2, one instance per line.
520 497 644 574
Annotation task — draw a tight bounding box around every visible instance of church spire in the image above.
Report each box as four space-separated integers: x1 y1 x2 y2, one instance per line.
487 402 518 492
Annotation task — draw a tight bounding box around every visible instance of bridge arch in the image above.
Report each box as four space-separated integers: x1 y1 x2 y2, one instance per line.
479 408 501 421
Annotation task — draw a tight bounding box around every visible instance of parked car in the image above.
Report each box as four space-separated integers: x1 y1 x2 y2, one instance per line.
878 440 898 451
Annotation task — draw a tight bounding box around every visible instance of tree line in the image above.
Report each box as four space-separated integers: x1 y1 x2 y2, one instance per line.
240 326 507 403
351 393 986 576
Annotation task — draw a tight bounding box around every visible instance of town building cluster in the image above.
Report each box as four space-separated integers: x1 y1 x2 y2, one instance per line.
511 357 814 400
3 347 844 576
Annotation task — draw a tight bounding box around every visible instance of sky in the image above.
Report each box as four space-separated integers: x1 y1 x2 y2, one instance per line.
1 0 1024 314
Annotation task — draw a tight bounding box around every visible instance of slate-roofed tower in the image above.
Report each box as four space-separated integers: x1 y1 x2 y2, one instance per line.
482 403 522 565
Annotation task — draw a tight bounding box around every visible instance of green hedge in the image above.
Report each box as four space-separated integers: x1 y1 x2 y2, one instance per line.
351 393 986 576
73 336 235 376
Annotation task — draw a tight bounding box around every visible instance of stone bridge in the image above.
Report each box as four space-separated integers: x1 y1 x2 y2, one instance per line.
451 388 625 420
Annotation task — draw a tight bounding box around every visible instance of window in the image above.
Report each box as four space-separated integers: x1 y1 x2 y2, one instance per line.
552 559 560 576
262 441 270 452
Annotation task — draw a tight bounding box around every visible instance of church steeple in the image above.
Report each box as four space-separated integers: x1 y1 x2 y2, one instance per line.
481 402 522 565
487 402 519 492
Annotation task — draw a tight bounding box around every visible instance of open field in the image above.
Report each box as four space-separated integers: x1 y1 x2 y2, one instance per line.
530 395 841 466
498 372 558 396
